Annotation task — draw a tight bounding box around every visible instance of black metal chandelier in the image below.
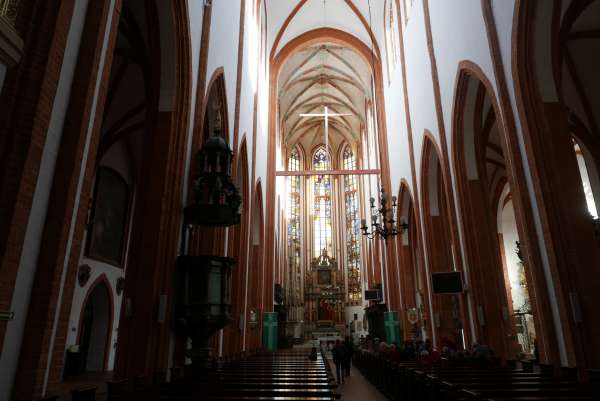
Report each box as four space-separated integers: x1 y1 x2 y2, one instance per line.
361 188 408 240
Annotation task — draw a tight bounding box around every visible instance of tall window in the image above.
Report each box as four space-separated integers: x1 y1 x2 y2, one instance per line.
313 148 333 258
385 0 400 82
287 147 302 303
404 0 414 23
343 146 362 304
573 139 598 219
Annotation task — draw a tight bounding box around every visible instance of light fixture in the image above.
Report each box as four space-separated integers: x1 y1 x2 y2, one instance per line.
361 188 408 240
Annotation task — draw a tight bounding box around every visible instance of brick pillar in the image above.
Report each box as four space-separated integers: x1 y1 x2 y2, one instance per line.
115 111 182 378
4 1 120 399
0 0 75 352
459 179 514 360
530 103 600 370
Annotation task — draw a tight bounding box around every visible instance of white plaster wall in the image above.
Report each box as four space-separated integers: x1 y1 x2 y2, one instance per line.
402 0 438 193
205 0 241 146
255 1 269 209
383 47 412 197
65 257 124 371
272 0 378 58
429 0 496 160
65 141 133 372
181 0 203 205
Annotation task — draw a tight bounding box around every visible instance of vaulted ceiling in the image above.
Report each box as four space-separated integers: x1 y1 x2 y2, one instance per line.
278 43 372 151
266 0 386 155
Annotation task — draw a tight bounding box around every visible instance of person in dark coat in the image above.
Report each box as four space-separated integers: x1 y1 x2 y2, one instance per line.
331 340 347 384
343 336 354 377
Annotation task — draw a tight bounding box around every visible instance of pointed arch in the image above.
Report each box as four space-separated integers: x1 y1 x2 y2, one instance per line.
197 67 230 150
513 1 600 367
420 132 465 348
246 179 265 350
76 274 114 373
394 179 426 340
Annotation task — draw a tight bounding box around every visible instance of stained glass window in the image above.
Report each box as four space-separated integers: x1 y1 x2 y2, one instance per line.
343 146 362 304
313 147 332 258
385 0 400 81
574 140 598 219
287 147 302 305
404 0 414 23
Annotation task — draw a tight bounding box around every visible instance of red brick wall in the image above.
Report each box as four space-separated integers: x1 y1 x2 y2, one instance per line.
0 0 75 354
10 1 122 399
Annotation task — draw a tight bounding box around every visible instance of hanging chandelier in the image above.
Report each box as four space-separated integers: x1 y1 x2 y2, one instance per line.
361 188 408 240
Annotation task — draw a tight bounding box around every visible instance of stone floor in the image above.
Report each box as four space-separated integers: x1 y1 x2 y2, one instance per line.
335 363 390 401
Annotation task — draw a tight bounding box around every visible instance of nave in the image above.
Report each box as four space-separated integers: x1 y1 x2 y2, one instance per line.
0 1 599 401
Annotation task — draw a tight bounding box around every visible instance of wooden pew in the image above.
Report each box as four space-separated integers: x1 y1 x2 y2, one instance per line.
109 349 339 401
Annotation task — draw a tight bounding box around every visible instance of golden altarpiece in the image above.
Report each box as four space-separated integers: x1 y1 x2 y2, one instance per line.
304 249 344 326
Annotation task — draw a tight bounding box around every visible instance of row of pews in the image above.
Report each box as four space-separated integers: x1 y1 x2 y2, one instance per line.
101 349 341 401
354 349 600 401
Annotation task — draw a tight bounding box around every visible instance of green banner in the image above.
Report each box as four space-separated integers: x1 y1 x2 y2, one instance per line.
384 311 401 345
262 312 278 351
0 311 14 321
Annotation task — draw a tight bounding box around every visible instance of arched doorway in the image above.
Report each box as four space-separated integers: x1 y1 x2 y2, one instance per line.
421 135 464 349
78 278 112 373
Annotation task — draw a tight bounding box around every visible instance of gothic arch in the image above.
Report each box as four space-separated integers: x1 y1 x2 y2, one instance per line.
267 27 392 286
246 180 265 350
452 62 541 360
200 67 230 145
76 274 114 373
394 179 429 340
513 0 600 369
420 132 465 347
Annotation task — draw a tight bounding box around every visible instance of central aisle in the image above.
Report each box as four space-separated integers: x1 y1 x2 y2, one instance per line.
334 361 389 401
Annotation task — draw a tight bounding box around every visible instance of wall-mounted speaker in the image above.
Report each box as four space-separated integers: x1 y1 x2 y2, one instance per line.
477 305 486 326
157 294 168 323
570 292 583 323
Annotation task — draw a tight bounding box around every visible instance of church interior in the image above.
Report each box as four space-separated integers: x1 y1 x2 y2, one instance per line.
0 0 599 400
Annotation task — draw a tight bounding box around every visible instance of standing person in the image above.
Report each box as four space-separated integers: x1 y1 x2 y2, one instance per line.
343 336 354 377
332 340 347 384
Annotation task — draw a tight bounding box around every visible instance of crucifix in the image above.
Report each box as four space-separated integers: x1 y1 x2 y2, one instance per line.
299 105 352 151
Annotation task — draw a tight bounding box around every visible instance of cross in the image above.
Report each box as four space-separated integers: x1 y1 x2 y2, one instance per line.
299 105 352 150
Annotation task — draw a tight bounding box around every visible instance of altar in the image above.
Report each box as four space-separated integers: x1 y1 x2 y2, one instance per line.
303 249 345 324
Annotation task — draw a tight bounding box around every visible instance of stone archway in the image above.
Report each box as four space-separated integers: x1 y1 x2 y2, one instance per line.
78 276 113 373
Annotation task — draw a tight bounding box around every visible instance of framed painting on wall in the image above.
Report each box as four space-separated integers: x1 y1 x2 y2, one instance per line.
87 167 130 267
317 269 332 286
